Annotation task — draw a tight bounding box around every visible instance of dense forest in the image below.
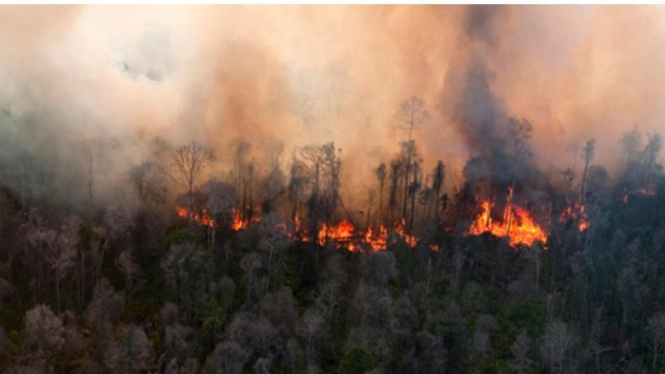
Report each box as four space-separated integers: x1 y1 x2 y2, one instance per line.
0 91 664 374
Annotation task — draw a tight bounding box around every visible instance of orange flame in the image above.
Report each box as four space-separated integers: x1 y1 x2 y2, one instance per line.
231 209 249 231
313 218 422 252
176 206 214 227
317 219 357 250
176 206 428 252
393 219 418 247
467 189 548 247
364 225 388 251
559 201 588 232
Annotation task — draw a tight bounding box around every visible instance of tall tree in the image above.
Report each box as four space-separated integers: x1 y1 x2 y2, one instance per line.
388 159 403 221
375 162 387 225
432 161 445 220
80 138 114 220
129 161 166 205
287 154 309 225
395 96 430 220
171 141 213 212
644 133 662 186
580 138 596 202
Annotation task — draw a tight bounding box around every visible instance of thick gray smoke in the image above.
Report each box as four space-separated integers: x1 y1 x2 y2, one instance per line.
0 6 664 212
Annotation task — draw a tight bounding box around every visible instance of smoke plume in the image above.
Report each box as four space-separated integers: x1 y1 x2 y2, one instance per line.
0 5 664 209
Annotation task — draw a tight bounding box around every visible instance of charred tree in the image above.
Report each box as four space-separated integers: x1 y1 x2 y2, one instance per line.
394 96 430 221
580 138 596 203
375 162 387 226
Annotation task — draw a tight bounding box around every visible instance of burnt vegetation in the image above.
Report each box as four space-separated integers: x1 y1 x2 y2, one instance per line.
0 92 664 374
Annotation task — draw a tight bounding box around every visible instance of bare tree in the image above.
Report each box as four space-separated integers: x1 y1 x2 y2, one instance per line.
620 126 642 168
288 153 310 224
240 253 264 302
395 96 430 220
260 140 286 214
296 308 326 367
409 158 423 228
24 213 80 311
648 312 665 370
204 341 248 374
300 142 341 236
129 161 166 204
540 321 578 374
53 216 80 311
207 179 237 251
375 162 387 225
80 139 108 220
24 304 64 355
171 141 213 211
395 95 430 145
85 279 124 365
388 158 403 221
645 133 663 186
116 249 139 302
509 329 532 374
580 138 596 202
106 325 153 374
256 214 295 293
432 161 445 220
103 202 135 243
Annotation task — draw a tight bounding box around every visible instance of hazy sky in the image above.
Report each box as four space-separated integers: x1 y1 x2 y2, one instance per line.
1 5 664 204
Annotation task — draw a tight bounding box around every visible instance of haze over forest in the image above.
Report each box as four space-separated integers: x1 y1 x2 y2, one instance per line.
0 5 665 374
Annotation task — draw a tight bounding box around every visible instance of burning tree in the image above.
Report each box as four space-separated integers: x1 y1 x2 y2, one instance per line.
299 142 342 241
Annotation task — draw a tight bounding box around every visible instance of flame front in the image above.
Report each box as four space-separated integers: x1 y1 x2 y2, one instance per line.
176 206 214 227
318 219 356 248
177 208 426 252
467 193 548 247
315 219 421 252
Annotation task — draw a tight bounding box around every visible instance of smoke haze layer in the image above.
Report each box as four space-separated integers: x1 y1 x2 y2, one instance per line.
0 5 664 207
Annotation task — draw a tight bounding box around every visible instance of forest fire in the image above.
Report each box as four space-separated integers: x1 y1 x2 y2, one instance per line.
393 219 418 247
317 219 355 248
231 209 250 231
622 187 657 203
176 206 214 227
315 219 419 252
175 207 253 231
467 192 549 247
364 225 388 251
559 202 589 232
177 207 423 252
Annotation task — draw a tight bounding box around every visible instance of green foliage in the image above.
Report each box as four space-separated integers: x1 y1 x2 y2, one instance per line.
495 298 546 355
163 227 199 249
337 347 375 374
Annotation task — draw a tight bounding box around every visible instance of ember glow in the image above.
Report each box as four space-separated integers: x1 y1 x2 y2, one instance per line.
177 205 426 252
232 209 250 231
317 220 356 248
622 187 657 203
315 219 420 252
176 206 214 227
559 201 589 232
467 190 549 247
